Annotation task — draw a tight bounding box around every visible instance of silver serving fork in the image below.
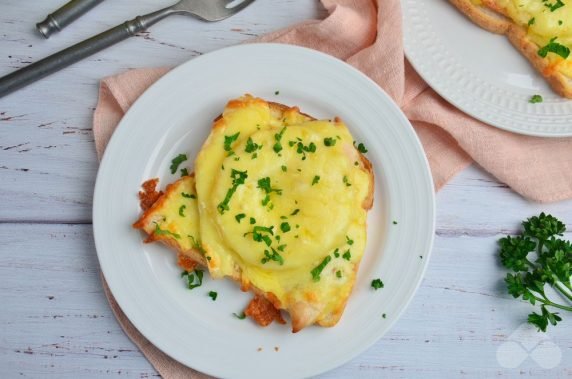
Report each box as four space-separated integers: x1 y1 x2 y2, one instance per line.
0 0 256 99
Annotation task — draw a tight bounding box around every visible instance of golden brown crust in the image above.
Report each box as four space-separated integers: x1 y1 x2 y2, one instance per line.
448 0 510 34
448 0 572 98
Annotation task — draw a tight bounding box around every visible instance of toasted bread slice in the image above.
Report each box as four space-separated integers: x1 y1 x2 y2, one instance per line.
449 0 572 98
133 175 206 267
195 95 374 332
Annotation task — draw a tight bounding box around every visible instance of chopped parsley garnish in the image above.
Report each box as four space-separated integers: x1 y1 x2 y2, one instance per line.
245 137 262 153
257 177 282 195
354 142 368 154
275 90 280 95
245 225 275 246
294 141 317 160
529 94 543 104
346 235 354 245
154 223 180 239
180 168 189 177
281 165 287 172
277 244 286 252
170 154 187 174
235 213 246 223
311 256 332 282
333 248 340 258
224 132 240 153
178 205 186 217
323 137 337 147
528 17 535 26
182 192 196 199
233 312 246 320
538 37 570 59
342 250 351 261
290 209 300 216
261 247 284 265
217 169 248 214
393 220 398 225
180 269 203 290
312 175 320 186
208 291 218 301
280 222 291 233
336 270 342 278
189 235 206 255
273 127 287 153
343 175 352 187
559 20 563 25
544 0 565 12
250 217 256 224
382 313 387 319
371 278 384 290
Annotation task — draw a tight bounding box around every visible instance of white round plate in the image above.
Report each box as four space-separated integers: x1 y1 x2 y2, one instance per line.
403 0 572 137
93 43 435 379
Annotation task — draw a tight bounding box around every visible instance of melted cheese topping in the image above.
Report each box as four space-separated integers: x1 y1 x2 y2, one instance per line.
496 0 572 76
149 176 201 251
195 96 371 323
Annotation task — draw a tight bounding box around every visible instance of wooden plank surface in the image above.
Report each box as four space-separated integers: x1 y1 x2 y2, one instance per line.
1 0 571 378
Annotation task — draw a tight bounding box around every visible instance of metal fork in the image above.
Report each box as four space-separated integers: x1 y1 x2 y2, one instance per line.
0 0 256 99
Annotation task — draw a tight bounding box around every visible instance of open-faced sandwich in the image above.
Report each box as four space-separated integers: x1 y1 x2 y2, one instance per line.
133 95 374 332
449 0 572 98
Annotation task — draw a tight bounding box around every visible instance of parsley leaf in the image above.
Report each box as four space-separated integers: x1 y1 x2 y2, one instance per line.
342 250 351 261
273 127 287 153
544 0 565 12
153 223 180 239
224 132 240 152
538 37 570 59
182 192 196 199
208 291 218 301
180 168 189 177
261 247 284 265
346 235 354 245
180 269 204 290
233 312 246 320
245 137 262 153
499 213 572 332
324 137 337 147
354 141 368 154
312 175 320 186
178 205 186 217
235 213 246 223
217 169 248 214
529 94 543 104
371 278 384 290
528 17 535 26
311 256 332 282
280 222 291 233
290 209 300 216
170 154 187 174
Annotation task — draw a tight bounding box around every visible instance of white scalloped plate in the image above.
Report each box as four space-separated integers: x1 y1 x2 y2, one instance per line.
403 0 572 137
93 43 435 379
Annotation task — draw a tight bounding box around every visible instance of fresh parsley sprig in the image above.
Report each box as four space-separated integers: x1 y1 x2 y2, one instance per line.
499 213 572 332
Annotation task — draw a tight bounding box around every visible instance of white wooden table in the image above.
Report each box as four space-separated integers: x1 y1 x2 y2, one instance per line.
1 1 571 378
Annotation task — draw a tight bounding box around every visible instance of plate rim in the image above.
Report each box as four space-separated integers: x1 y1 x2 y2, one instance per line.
93 42 436 378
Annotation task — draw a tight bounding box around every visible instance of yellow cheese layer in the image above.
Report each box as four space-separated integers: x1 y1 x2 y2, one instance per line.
195 96 371 322
498 0 572 76
150 176 201 251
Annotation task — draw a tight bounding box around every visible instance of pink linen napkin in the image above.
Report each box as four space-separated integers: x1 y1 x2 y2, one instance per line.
93 0 572 377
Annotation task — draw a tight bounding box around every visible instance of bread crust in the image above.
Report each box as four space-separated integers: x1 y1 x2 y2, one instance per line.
448 0 572 98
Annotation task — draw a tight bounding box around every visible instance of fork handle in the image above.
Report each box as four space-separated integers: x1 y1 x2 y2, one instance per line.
0 9 173 99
